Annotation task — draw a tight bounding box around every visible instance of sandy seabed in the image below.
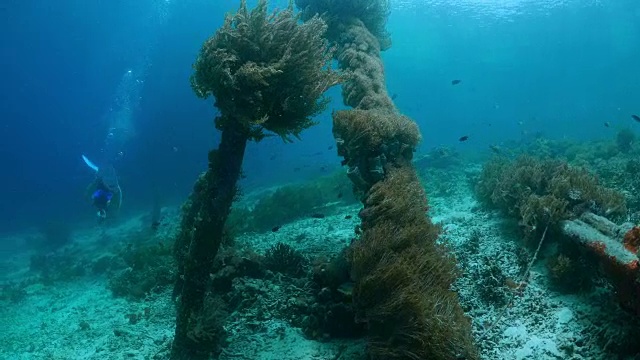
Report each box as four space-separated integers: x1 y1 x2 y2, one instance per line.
1 176 637 360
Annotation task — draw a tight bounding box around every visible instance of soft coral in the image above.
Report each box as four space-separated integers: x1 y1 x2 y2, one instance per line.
623 226 640 254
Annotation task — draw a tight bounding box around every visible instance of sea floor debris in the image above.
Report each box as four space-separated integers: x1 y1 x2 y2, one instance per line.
1 173 639 359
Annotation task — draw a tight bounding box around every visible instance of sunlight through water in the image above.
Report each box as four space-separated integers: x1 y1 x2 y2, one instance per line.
393 0 605 20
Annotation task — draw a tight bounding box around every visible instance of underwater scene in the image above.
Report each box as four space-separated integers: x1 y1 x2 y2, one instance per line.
2 0 640 359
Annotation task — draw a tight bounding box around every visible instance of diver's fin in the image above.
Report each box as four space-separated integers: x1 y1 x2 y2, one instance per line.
82 154 99 172
117 185 123 210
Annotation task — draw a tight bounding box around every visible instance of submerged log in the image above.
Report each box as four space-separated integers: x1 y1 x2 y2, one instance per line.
561 212 640 315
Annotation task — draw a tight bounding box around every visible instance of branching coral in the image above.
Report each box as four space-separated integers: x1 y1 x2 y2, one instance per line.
351 167 477 360
297 0 413 192
110 242 175 299
297 0 393 112
336 21 394 110
616 128 636 154
232 172 357 232
264 242 308 277
546 252 593 293
172 2 339 358
473 256 509 306
333 109 420 161
476 156 626 241
295 0 391 50
296 0 477 358
191 0 340 142
333 109 420 195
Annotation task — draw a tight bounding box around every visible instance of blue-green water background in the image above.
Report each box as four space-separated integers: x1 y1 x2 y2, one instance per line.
0 0 638 234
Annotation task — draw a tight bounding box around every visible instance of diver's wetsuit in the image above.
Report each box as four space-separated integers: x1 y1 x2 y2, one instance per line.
92 180 114 221
84 126 124 222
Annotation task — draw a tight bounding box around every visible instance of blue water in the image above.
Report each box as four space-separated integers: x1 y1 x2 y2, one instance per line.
0 0 638 233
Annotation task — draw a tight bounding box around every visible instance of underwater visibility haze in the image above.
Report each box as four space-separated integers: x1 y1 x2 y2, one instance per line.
1 0 640 359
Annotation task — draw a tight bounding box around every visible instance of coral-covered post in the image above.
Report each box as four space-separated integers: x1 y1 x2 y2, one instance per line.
296 0 478 359
171 1 339 358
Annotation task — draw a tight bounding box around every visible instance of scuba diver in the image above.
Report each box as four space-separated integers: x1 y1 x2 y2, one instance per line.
92 181 113 220
84 68 139 223
83 155 122 223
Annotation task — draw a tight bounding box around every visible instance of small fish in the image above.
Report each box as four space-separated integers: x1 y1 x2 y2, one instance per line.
340 159 348 166
632 114 640 122
269 153 277 160
337 192 343 199
344 215 352 220
293 167 301 172
271 225 281 232
459 135 469 142
604 122 610 128
391 93 398 100
451 79 462 85
311 213 325 219
327 145 333 150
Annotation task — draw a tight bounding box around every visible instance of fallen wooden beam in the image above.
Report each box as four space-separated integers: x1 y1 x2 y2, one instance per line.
561 212 640 315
